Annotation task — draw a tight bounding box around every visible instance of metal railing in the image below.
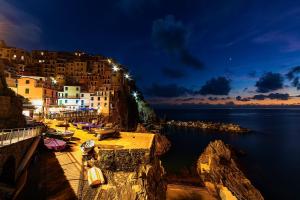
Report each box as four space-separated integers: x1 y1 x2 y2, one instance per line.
45 111 98 120
0 126 42 147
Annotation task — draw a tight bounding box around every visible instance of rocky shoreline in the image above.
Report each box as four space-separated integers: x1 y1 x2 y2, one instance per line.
166 120 250 134
197 140 264 200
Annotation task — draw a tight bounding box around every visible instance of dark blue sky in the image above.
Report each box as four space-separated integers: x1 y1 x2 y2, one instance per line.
2 0 300 104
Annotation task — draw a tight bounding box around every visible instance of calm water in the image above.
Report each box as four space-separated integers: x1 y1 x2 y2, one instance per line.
155 108 300 200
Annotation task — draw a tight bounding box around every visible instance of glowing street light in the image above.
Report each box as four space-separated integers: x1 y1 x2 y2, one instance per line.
124 73 131 80
112 64 119 72
132 91 138 99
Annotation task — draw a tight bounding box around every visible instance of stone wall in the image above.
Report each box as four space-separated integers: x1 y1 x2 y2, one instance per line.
87 136 167 200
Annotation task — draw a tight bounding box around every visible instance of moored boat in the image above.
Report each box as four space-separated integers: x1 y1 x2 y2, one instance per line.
44 138 66 151
93 128 117 140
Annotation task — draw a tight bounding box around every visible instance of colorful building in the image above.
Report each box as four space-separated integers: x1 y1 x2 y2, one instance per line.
58 86 81 111
16 76 58 114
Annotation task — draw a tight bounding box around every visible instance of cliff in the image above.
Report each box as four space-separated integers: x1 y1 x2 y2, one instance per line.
0 61 25 129
197 140 264 200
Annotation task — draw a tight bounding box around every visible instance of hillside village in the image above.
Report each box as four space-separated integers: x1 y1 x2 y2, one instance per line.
0 40 148 129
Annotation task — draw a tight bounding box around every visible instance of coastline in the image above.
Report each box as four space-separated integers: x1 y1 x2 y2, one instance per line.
165 120 250 133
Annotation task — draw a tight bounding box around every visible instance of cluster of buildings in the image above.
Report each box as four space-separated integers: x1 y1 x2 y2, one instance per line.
0 40 132 117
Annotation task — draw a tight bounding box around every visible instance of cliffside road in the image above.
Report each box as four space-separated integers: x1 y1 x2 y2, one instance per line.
167 184 215 200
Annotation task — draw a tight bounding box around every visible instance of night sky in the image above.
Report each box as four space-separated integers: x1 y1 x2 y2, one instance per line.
2 0 300 106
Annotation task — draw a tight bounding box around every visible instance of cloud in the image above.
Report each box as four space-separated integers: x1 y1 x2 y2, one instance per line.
152 15 203 69
236 93 290 101
286 66 300 89
161 67 186 79
198 76 231 95
0 0 41 48
236 96 251 101
253 31 300 52
255 72 284 93
145 83 192 97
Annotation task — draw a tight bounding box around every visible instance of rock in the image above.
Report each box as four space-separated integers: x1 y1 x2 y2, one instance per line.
135 123 148 133
155 133 171 156
0 61 25 129
197 140 264 200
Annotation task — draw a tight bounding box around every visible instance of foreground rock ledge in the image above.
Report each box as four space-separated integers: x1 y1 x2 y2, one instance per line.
197 140 264 200
91 133 167 200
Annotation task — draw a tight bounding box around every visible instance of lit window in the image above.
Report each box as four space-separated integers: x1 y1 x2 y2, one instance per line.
21 56 24 60
41 52 44 56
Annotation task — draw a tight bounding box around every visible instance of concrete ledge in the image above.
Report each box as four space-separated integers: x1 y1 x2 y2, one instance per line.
96 132 155 172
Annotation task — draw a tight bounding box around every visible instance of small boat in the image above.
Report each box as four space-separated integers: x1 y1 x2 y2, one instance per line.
87 166 105 187
45 130 74 139
80 140 95 154
44 138 66 151
94 129 117 141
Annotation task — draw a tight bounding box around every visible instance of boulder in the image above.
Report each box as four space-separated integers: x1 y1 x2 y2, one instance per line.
155 133 171 156
197 140 264 200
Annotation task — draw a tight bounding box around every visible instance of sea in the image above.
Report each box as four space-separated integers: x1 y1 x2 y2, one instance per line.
155 108 300 200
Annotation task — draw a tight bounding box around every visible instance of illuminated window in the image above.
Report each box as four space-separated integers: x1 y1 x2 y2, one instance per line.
21 56 24 60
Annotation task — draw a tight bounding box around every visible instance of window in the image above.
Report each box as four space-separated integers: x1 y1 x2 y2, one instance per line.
91 97 94 101
98 97 100 101
59 100 62 105
65 93 68 98
76 94 79 98
25 88 29 94
105 97 107 101
81 94 84 97
76 100 79 104
65 100 68 103
91 103 94 107
104 103 107 107
25 80 30 84
65 86 68 91
76 87 79 91
81 100 84 105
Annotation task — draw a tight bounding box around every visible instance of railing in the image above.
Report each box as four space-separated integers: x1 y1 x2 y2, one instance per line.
0 126 42 147
45 111 98 120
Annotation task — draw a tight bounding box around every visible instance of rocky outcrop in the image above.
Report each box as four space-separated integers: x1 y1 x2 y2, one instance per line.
197 140 264 200
0 60 25 129
135 124 171 156
167 120 250 134
154 134 171 156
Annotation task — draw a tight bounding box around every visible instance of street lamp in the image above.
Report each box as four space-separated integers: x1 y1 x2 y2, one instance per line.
112 64 119 72
124 73 131 80
132 91 138 99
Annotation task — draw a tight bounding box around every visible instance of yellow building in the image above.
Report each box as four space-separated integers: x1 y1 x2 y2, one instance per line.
17 76 58 114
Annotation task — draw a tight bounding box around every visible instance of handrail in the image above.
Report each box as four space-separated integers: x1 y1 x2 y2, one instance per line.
0 126 42 147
